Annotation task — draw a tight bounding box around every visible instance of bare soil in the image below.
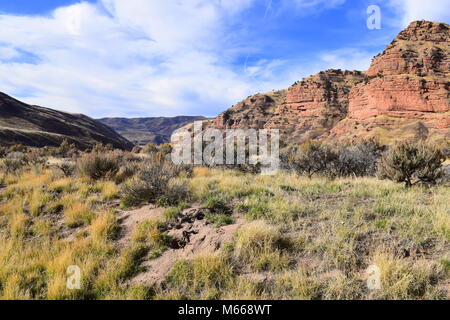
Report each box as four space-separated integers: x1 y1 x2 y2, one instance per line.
118 205 248 287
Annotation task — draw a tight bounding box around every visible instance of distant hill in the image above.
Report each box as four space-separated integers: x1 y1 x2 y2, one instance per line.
98 116 207 145
0 92 134 150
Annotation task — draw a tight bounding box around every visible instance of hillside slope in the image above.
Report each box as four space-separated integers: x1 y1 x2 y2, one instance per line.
98 116 207 145
213 20 450 145
0 92 134 150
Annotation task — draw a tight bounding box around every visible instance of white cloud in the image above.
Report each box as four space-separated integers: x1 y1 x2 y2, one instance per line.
320 48 374 71
274 0 346 16
0 0 260 117
293 0 346 9
0 46 20 60
388 0 450 27
0 0 368 118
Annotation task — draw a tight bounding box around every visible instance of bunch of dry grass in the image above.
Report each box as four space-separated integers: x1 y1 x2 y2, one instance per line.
77 152 121 181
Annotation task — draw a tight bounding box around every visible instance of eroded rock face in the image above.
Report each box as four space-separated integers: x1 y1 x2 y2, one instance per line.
212 20 450 144
332 20 450 143
266 70 367 141
368 21 450 77
348 77 449 117
214 70 367 142
213 90 287 130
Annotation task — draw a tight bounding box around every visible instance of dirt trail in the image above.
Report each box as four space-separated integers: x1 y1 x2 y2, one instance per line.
117 204 247 287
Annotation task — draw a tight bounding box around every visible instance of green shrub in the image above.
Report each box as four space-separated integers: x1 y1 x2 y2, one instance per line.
332 140 384 177
7 144 29 153
1 152 28 174
441 141 450 158
286 142 336 178
0 175 5 189
121 180 156 208
113 245 149 280
247 204 269 220
114 163 139 184
157 182 190 207
1 158 24 174
283 140 384 178
163 207 183 222
91 143 114 153
121 161 176 207
77 152 120 181
132 220 171 249
204 197 230 215
57 161 76 177
0 147 7 158
55 139 78 158
379 142 445 187
206 214 234 227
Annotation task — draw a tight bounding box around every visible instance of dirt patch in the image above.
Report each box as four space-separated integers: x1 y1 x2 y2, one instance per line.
117 204 166 247
129 206 247 287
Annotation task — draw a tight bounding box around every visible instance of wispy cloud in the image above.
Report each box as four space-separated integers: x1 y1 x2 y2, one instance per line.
388 0 450 27
0 0 260 117
320 48 374 71
293 0 346 9
0 0 424 118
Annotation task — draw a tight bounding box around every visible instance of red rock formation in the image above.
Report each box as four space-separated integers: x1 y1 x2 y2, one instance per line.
212 20 450 145
213 90 287 130
331 21 450 143
348 77 449 118
368 21 450 77
265 70 367 141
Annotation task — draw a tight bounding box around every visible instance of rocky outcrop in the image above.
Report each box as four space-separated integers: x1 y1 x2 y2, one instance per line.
212 20 450 145
266 70 367 141
330 21 450 143
213 70 367 142
368 21 449 77
213 89 287 130
348 77 449 117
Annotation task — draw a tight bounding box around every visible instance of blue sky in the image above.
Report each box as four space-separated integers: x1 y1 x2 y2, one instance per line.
0 0 449 118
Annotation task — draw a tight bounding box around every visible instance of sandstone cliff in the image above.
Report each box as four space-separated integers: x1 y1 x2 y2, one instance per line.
212 20 450 145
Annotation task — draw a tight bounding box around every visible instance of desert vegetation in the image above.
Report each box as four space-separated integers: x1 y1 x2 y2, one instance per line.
0 139 448 300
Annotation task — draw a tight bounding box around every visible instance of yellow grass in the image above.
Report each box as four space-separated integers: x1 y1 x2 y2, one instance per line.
0 160 448 300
